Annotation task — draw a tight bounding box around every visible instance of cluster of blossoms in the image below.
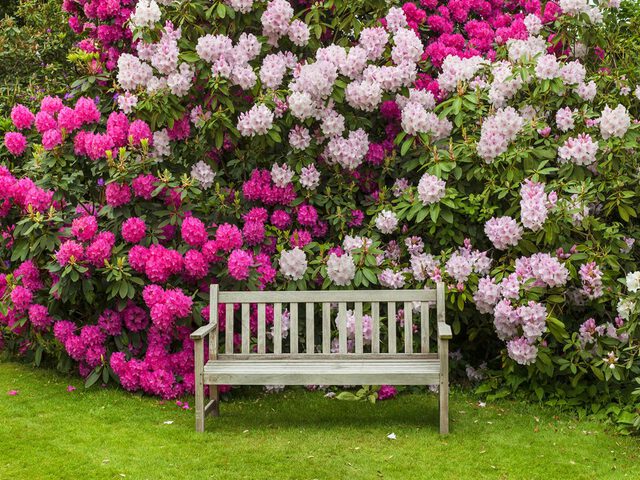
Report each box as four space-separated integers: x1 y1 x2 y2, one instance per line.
2 0 638 403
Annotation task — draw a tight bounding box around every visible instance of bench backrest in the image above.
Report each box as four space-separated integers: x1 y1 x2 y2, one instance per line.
208 283 446 360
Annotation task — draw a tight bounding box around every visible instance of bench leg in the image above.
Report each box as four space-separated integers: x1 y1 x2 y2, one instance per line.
194 339 206 433
438 337 450 435
207 385 220 417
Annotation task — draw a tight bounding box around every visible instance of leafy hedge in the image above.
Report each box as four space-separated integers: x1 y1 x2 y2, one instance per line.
1 0 640 432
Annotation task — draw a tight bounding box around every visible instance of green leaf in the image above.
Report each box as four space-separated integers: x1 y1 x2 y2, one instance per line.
335 391 359 401
85 367 102 388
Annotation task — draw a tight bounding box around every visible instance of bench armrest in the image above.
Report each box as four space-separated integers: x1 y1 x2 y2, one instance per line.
438 322 452 340
190 322 217 340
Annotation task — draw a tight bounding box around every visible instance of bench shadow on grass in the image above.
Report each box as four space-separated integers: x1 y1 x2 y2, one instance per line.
211 389 442 432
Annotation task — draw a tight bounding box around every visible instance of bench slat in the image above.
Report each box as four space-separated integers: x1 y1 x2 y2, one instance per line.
322 303 330 354
338 302 347 353
219 290 436 303
241 303 250 354
257 303 266 354
404 301 412 354
203 358 440 386
273 302 282 354
306 303 314 354
421 302 429 353
354 302 363 354
371 302 380 354
225 303 233 354
388 302 396 354
290 303 298 354
210 285 219 359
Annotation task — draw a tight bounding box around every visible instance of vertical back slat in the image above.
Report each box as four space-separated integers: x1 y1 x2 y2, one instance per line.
273 302 282 354
306 303 314 354
371 302 380 354
290 303 298 354
388 302 396 353
241 303 250 354
322 303 330 354
354 302 363 354
225 303 234 354
421 302 430 353
257 303 266 354
404 301 413 354
338 302 347 353
209 285 219 359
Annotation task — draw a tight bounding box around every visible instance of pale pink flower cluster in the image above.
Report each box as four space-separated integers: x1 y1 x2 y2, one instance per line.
342 235 372 254
477 106 524 162
237 104 274 136
326 253 356 286
599 104 631 139
375 210 399 234
560 60 586 86
410 253 439 282
324 129 370 170
279 248 307 280
506 36 546 62
437 56 484 92
473 277 502 314
259 53 290 90
575 80 597 101
288 125 311 150
484 216 522 250
391 28 423 65
385 7 408 33
299 164 320 190
555 107 575 132
520 179 555 231
417 173 446 205
197 32 261 89
270 163 294 187
345 80 383 112
488 62 522 107
400 102 452 139
521 253 570 288
358 27 389 61
378 269 406 289
445 241 491 284
557 133 599 165
579 261 603 299
506 337 538 365
226 0 254 14
523 13 542 35
261 0 294 46
190 161 216 189
130 0 161 28
535 55 560 80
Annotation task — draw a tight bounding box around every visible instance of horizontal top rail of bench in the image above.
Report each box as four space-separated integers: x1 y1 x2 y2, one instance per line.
217 289 437 303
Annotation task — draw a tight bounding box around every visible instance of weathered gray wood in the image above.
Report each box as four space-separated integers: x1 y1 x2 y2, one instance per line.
388 302 396 354
216 353 437 360
322 303 330 354
421 302 429 353
273 302 282 354
437 281 449 435
354 302 363 354
190 322 217 340
306 303 314 354
209 284 219 359
241 303 249 354
257 303 266 354
204 358 440 385
371 302 380 354
219 290 436 303
404 301 412 354
195 286 450 434
194 338 205 432
338 302 347 353
290 303 298 354
225 303 233 354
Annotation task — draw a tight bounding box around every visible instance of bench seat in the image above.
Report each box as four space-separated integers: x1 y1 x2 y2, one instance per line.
203 357 441 385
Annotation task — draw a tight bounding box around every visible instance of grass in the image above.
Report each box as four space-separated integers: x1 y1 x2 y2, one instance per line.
0 361 638 480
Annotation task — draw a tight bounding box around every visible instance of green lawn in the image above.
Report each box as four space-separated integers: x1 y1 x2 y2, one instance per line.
0 361 638 479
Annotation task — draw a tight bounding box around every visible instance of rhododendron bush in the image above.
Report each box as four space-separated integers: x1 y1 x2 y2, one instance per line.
2 0 640 428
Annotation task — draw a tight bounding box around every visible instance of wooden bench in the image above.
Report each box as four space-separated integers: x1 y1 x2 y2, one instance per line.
191 283 452 434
